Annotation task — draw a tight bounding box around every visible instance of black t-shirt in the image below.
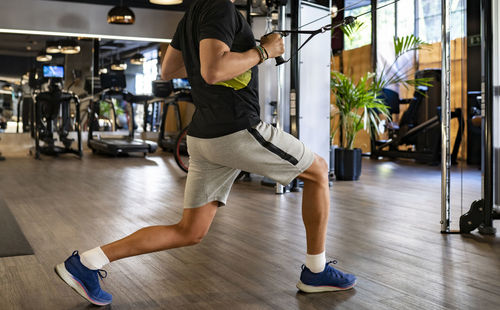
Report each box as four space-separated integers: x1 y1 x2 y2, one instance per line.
170 0 261 138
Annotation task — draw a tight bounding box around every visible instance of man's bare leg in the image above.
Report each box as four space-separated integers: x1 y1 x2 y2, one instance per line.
102 201 219 262
298 154 330 255
296 154 356 293
54 202 218 305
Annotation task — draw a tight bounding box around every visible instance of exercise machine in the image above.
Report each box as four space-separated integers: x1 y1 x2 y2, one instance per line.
32 65 82 159
445 0 499 235
370 69 464 164
87 73 157 156
156 79 192 152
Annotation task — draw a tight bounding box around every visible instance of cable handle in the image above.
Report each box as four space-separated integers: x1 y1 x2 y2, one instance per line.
261 31 289 66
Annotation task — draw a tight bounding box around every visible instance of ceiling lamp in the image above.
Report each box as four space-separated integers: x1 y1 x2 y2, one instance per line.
111 60 127 71
46 41 61 53
36 52 53 62
108 1 135 25
60 39 81 54
149 0 183 4
130 53 145 65
2 84 13 91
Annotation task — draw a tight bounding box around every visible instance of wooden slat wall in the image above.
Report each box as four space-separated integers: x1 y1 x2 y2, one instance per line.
331 45 374 151
418 39 468 159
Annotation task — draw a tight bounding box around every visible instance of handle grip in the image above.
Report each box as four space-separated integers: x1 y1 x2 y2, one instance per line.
275 56 286 66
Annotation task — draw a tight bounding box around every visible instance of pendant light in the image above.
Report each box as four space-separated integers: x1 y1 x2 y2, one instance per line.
46 40 61 54
130 52 145 65
108 1 135 25
36 51 52 62
60 39 81 54
149 0 183 4
111 60 127 71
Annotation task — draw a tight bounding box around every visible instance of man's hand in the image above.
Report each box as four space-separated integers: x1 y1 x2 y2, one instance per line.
260 33 285 58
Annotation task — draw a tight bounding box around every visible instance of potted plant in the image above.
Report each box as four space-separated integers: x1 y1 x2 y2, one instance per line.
330 20 430 180
331 71 390 180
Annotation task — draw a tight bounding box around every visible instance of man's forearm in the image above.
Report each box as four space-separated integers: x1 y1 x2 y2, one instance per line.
161 45 187 81
201 46 261 85
161 66 187 81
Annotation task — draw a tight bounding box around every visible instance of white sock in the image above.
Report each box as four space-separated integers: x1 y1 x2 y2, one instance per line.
80 247 110 270
305 251 326 273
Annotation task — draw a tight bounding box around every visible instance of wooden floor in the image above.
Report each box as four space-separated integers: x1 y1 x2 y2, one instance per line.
0 142 499 309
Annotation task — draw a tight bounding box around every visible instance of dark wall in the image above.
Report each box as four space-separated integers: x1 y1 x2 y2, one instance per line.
332 0 344 53
0 56 33 78
467 0 481 91
467 0 481 165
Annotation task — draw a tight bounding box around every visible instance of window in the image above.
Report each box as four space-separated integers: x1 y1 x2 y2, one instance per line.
344 4 372 50
416 0 466 43
135 49 158 95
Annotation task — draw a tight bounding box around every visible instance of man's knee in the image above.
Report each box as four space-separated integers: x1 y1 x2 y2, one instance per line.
300 155 328 184
177 224 208 246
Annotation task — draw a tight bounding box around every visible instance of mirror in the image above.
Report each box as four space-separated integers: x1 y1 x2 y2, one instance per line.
0 33 93 134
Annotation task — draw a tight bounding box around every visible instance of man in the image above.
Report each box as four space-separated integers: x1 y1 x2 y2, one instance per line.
55 0 356 306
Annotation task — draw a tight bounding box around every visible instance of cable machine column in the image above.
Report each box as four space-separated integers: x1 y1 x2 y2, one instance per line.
441 0 452 233
275 4 287 195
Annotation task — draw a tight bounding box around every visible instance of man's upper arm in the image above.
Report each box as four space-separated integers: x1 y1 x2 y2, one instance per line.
199 0 237 49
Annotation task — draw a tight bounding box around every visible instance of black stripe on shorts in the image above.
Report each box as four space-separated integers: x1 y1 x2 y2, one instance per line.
247 128 299 166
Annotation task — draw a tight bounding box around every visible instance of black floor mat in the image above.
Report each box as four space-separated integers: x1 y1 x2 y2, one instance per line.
0 199 34 257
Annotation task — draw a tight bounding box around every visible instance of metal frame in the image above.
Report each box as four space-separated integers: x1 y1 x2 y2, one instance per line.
458 0 499 234
440 0 452 233
276 4 287 194
478 0 496 234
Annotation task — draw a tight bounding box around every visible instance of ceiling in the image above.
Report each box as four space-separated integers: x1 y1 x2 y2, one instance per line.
44 0 251 11
0 33 58 58
43 0 195 11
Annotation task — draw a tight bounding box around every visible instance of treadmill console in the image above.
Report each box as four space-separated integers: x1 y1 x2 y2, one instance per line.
100 73 126 90
172 78 191 91
152 80 173 97
84 77 102 94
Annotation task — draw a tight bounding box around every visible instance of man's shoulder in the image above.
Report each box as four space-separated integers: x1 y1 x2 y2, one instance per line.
198 0 235 12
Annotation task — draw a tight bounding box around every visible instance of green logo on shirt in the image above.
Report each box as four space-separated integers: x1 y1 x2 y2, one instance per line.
215 69 251 90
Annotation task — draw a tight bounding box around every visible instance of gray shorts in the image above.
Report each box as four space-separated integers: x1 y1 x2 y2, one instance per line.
183 121 315 209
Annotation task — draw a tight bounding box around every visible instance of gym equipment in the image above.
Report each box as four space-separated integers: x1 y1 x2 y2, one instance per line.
156 79 192 152
32 65 83 159
174 125 189 172
458 0 500 235
370 69 464 165
87 73 157 156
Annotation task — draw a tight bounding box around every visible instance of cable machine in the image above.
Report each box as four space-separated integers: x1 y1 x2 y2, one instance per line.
458 0 499 235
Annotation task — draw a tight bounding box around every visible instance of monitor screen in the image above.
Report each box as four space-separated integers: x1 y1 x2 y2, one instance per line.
42 65 64 78
100 73 126 89
172 78 191 90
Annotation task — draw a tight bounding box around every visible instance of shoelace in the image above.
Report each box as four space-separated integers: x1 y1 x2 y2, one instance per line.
97 269 108 280
71 250 108 281
326 260 344 279
301 259 339 272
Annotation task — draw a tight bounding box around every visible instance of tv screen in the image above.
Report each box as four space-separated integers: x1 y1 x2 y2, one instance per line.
43 65 64 78
172 78 191 90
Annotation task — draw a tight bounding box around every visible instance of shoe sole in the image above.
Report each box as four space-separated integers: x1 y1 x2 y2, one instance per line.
296 280 357 293
54 263 111 306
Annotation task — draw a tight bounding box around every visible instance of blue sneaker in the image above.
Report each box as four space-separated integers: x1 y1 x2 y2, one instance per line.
54 251 112 306
296 260 357 293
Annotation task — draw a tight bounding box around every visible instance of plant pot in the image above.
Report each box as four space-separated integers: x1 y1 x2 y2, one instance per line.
334 148 362 181
329 145 337 173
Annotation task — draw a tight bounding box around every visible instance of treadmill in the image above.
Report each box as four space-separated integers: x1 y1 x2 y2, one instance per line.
155 79 193 152
87 73 157 156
